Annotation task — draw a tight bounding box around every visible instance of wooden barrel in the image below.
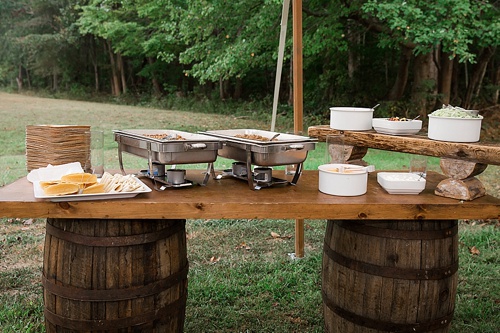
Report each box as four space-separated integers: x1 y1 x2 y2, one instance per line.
42 218 188 333
322 220 458 333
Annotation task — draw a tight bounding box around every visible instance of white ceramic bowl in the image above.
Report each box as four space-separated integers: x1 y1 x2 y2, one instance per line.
428 115 483 142
330 107 374 131
372 118 422 135
318 164 368 196
377 172 426 195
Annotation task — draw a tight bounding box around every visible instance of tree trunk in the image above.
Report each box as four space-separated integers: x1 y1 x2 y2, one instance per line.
387 45 413 100
411 52 438 117
347 19 360 79
118 53 127 94
219 77 229 100
106 40 121 96
463 47 495 109
233 77 242 99
493 61 500 104
16 64 23 91
52 72 58 91
437 51 454 106
147 57 163 97
89 37 99 92
94 61 99 93
26 67 31 89
451 58 460 104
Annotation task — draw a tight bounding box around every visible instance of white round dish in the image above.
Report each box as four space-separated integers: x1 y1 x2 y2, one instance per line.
428 115 482 142
330 107 374 131
318 164 368 196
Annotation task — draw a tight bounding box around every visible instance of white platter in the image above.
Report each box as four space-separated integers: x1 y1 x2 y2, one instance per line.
372 118 422 136
33 177 151 202
377 172 426 195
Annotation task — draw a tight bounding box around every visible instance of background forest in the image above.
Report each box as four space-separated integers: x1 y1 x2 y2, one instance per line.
0 0 499 122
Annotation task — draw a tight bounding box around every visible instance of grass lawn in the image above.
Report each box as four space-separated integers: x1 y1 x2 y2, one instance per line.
0 92 499 332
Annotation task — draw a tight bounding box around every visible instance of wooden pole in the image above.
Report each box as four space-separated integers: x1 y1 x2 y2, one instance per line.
293 0 303 134
293 0 304 258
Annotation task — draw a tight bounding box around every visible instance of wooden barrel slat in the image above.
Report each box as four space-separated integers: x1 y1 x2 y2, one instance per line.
43 218 188 333
322 220 458 333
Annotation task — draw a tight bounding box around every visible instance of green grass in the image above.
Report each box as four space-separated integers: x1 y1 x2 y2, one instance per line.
453 224 500 333
184 219 324 332
0 93 499 332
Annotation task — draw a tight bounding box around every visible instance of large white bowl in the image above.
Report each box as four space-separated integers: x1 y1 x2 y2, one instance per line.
428 115 483 142
318 164 368 196
377 172 426 195
330 107 374 131
372 118 422 135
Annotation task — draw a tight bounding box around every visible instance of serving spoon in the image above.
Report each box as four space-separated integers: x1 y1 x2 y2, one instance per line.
338 165 376 173
269 133 281 141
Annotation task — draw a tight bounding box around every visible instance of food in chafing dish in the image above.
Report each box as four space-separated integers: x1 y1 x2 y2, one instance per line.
41 172 143 196
234 134 278 141
143 133 186 140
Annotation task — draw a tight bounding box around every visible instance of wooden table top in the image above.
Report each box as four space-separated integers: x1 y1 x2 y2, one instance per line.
308 125 500 165
1 170 499 220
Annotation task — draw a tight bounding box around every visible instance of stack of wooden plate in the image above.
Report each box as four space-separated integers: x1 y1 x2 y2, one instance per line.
26 125 91 171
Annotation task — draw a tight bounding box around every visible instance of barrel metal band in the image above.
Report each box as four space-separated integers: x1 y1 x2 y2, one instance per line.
323 242 458 280
336 221 458 240
42 263 188 301
322 291 453 333
44 293 186 331
45 220 184 247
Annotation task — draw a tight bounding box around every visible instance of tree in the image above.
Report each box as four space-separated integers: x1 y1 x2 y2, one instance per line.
361 0 500 112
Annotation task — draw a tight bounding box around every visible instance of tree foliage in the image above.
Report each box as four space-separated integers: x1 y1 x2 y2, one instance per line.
362 0 500 62
0 0 498 116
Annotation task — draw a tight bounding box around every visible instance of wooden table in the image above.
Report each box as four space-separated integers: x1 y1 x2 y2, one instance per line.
1 170 499 220
1 170 499 333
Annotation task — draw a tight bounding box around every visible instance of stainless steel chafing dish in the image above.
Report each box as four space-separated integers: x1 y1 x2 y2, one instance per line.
114 129 223 187
201 129 317 189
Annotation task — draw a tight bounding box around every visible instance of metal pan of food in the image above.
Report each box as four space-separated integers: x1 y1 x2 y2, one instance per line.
201 129 317 166
114 129 223 165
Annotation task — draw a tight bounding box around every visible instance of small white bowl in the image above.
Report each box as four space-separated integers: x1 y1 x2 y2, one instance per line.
377 172 426 195
330 107 374 131
372 118 422 135
318 164 368 196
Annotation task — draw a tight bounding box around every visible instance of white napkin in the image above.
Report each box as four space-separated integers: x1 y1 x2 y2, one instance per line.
27 162 84 183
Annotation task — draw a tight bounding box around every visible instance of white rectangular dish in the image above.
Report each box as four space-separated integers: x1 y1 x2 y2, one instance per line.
377 172 426 195
372 118 422 135
33 177 151 202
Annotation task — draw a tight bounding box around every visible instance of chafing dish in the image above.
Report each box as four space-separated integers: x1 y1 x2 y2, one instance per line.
201 129 317 189
114 129 223 188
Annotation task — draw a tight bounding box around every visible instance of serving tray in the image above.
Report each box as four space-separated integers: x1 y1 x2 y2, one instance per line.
33 177 151 202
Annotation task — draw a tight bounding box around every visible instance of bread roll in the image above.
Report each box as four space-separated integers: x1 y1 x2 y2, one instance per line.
61 173 97 185
81 183 106 194
39 181 59 189
43 183 80 196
